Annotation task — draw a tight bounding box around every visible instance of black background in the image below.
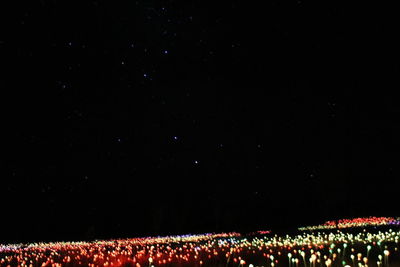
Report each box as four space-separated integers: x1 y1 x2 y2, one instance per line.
1 1 399 243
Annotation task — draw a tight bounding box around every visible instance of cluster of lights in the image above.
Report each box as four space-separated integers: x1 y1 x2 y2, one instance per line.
1 222 400 267
256 231 272 235
299 217 400 231
389 219 400 226
248 231 271 235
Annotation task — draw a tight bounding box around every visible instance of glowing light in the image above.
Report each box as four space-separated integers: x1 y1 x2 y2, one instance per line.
0 218 399 267
384 250 390 256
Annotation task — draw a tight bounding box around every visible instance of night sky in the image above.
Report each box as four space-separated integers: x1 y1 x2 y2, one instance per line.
1 1 399 243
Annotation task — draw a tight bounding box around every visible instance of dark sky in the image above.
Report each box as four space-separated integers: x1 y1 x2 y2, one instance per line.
1 1 399 243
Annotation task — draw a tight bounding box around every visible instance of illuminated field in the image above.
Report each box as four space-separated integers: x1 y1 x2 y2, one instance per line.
1 218 400 267
298 217 400 231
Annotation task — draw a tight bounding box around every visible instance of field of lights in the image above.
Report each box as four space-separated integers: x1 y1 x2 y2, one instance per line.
1 217 400 267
